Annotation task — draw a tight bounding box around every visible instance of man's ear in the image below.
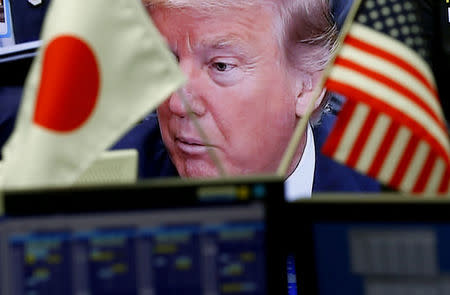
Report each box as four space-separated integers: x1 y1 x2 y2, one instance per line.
295 71 326 117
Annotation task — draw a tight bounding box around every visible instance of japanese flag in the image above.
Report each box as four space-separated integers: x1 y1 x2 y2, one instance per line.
1 0 185 188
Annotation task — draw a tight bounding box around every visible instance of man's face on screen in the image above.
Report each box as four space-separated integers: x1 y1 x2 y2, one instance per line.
151 4 300 177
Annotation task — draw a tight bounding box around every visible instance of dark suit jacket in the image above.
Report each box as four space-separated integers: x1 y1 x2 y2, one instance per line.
0 87 22 161
112 112 381 193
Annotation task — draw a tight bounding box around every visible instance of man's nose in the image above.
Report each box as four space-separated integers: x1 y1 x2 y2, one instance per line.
168 61 206 117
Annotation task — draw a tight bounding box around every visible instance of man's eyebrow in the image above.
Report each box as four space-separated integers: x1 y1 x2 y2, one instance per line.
210 39 238 49
202 35 249 53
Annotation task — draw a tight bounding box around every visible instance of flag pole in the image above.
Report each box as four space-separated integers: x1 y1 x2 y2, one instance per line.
276 0 363 177
177 89 226 177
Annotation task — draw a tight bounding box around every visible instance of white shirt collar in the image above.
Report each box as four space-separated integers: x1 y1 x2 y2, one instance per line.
284 123 315 201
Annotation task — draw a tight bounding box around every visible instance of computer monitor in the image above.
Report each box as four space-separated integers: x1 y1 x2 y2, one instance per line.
286 196 450 295
0 175 286 295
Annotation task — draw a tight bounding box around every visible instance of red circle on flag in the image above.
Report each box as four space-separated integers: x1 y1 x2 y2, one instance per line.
33 35 101 132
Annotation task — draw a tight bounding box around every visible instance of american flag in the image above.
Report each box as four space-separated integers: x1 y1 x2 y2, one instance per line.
322 0 450 194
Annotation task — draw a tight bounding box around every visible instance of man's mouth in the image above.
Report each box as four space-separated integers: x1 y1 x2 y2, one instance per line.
175 136 209 155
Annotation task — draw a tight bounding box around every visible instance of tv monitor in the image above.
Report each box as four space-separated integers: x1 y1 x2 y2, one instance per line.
0 175 287 295
286 196 450 295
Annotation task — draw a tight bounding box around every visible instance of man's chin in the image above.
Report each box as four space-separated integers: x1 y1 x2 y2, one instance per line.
177 162 223 178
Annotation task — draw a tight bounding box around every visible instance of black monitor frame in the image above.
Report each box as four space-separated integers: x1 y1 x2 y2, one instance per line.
285 195 450 295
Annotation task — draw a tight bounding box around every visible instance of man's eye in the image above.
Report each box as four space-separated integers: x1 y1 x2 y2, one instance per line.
208 58 242 86
213 62 234 72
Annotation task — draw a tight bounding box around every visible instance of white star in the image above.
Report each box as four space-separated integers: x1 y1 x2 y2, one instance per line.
374 21 384 30
370 10 379 20
366 0 376 9
386 17 395 27
381 7 391 16
390 28 400 38
401 26 410 35
404 2 413 11
407 13 417 22
415 37 424 46
358 14 369 24
393 4 402 13
405 37 414 46
397 15 406 24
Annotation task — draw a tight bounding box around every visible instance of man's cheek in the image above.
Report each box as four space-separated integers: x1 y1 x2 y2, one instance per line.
156 104 171 126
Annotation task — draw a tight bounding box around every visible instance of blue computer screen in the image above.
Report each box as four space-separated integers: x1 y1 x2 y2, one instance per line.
1 205 267 295
313 222 450 295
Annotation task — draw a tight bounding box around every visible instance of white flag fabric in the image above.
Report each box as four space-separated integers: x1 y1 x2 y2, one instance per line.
1 0 185 188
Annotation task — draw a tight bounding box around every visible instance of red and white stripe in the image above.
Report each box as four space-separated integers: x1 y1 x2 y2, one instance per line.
323 24 450 194
322 101 449 194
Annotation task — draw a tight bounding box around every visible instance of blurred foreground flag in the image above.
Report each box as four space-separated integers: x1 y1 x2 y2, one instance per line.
322 0 450 194
1 0 185 188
